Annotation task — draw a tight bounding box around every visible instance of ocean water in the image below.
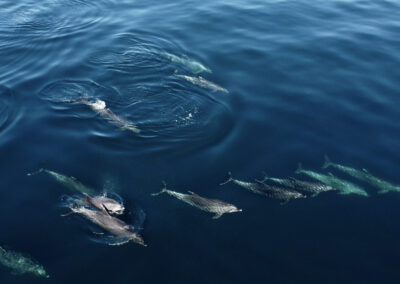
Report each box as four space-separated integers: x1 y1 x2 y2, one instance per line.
1 0 400 283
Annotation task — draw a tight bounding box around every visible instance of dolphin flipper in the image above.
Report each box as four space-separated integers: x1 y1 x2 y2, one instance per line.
212 213 223 219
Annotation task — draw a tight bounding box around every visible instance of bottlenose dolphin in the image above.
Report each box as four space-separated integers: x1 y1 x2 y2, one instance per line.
67 202 146 247
152 182 242 219
28 168 96 195
174 72 229 93
83 193 125 215
261 174 335 197
0 246 49 278
323 155 400 194
295 163 368 197
77 95 140 134
220 172 306 203
163 52 212 74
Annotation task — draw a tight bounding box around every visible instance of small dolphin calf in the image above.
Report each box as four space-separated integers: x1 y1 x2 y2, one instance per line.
77 95 140 134
67 203 146 246
152 183 242 219
221 172 305 203
163 52 212 74
83 193 125 215
296 163 368 197
174 72 229 93
0 246 49 278
261 175 335 197
323 155 400 194
28 168 95 195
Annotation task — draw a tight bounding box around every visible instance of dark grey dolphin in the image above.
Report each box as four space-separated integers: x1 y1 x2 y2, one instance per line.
152 182 242 219
220 172 306 203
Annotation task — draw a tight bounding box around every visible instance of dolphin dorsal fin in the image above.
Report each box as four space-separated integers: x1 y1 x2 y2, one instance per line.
362 168 369 173
187 191 196 195
102 204 111 216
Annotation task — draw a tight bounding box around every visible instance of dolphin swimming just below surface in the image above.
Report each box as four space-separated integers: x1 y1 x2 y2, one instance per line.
323 155 400 194
152 182 242 219
0 246 49 278
83 193 125 215
174 72 229 93
220 172 306 203
76 94 140 134
28 168 96 195
295 163 369 197
162 52 212 74
261 174 335 197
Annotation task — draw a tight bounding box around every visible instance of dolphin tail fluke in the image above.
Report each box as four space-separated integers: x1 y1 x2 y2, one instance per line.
322 155 332 169
295 163 303 174
220 172 234 186
151 181 168 196
255 171 268 183
27 168 44 176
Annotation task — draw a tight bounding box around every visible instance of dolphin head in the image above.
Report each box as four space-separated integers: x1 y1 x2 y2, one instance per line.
90 99 106 111
131 233 147 247
35 267 49 278
227 205 242 214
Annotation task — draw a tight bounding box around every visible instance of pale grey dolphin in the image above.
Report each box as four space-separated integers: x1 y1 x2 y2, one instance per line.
28 168 96 195
261 174 335 197
323 155 400 194
83 193 125 215
0 246 49 278
174 72 229 93
163 52 212 74
220 172 305 203
296 163 368 197
77 94 140 134
152 182 242 219
67 203 146 247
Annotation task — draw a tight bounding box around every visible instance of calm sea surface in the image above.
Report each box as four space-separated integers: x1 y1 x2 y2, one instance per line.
0 0 400 283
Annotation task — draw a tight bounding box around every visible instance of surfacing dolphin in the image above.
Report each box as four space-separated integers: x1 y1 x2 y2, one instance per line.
323 155 400 194
0 246 49 278
174 71 229 93
76 94 140 134
83 193 125 215
295 163 368 197
261 174 335 197
28 168 96 195
220 172 305 204
163 52 212 74
66 200 146 247
152 182 242 219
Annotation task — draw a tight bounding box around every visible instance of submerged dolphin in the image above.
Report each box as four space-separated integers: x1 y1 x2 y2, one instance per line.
163 52 212 74
152 182 242 219
67 202 146 246
295 163 368 197
83 193 125 215
28 168 96 195
261 174 335 197
0 246 49 278
220 172 305 203
77 95 140 134
174 72 229 93
323 155 400 194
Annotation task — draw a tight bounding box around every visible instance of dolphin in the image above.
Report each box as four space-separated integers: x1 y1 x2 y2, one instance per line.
28 168 96 195
0 246 49 278
220 172 306 203
77 94 140 134
295 163 368 197
67 202 146 247
163 52 212 74
323 155 400 194
152 182 242 219
83 193 125 215
174 72 229 93
261 174 335 197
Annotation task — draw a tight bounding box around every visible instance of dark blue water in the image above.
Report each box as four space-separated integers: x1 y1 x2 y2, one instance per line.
1 0 400 283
